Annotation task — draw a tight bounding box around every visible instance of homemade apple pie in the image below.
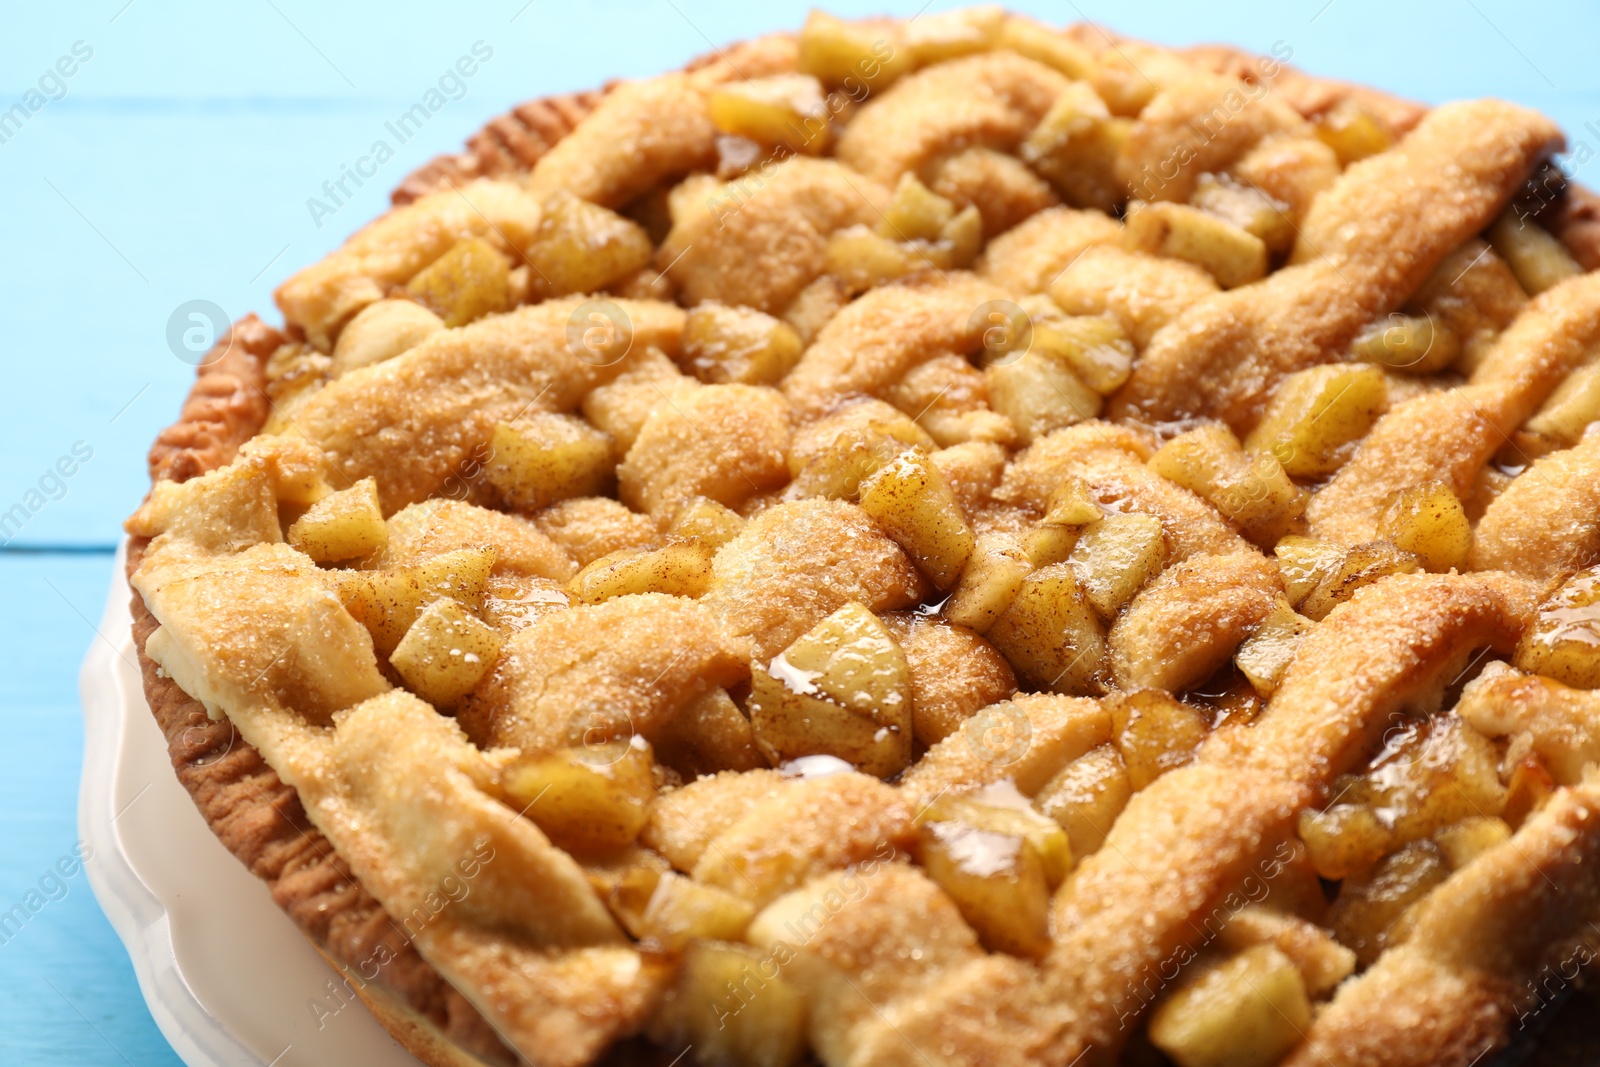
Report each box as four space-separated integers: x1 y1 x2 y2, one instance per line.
127 10 1600 1067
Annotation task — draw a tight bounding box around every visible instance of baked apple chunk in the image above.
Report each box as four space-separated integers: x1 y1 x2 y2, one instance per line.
749 602 913 777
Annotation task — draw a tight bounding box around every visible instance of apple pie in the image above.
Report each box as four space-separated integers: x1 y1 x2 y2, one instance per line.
127 10 1600 1067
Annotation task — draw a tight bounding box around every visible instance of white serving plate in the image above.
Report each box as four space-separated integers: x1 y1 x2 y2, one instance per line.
78 541 420 1067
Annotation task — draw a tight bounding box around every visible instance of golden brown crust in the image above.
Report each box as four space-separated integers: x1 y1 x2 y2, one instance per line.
146 314 280 484
1109 100 1564 432
1107 550 1282 691
1469 432 1600 582
656 157 891 314
837 52 1070 187
134 21 1600 1067
392 89 612 206
388 34 797 206
1180 43 1428 135
880 611 1018 747
703 498 928 661
126 535 517 1067
1309 272 1600 544
1045 573 1533 1061
1545 181 1600 270
1282 774 1600 1067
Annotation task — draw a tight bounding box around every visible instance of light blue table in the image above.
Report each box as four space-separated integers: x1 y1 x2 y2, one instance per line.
4 1 1598 1062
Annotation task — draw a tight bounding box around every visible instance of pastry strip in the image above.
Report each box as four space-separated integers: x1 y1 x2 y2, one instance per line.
1044 573 1532 1058
1109 101 1563 431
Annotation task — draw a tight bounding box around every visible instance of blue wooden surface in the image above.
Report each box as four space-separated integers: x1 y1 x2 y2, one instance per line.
4 1 1599 1062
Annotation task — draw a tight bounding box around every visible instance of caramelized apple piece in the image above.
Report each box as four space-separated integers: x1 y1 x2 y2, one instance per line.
997 14 1094 76
1349 312 1460 374
1525 358 1600 445
1190 173 1295 255
649 940 807 1067
1148 945 1312 1067
1298 715 1507 879
1298 802 1391 881
1124 200 1268 289
748 603 913 778
1042 476 1103 526
527 191 653 298
1108 688 1209 790
877 173 957 241
1234 599 1315 697
567 542 714 604
484 415 615 512
1375 481 1472 573
1244 363 1387 478
1030 315 1134 395
1150 424 1305 546
1328 840 1450 966
914 790 1063 958
330 298 444 375
669 496 747 550
650 688 764 779
1434 815 1511 869
1019 81 1126 213
824 224 950 292
985 347 1102 445
1022 523 1080 569
986 562 1106 695
796 10 910 92
287 477 387 563
1297 540 1421 621
1313 98 1393 164
901 5 1004 65
680 301 803 385
389 596 504 707
1273 535 1347 608
1217 907 1355 998
335 547 495 656
707 74 831 154
1034 742 1133 860
501 739 657 854
858 449 975 589
1487 210 1581 295
943 532 1034 634
940 204 984 268
786 423 917 503
588 849 669 937
1067 512 1166 618
1515 567 1600 688
404 236 512 327
636 872 756 951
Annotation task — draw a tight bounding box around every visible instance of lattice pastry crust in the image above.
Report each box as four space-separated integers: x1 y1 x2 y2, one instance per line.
129 12 1600 1067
